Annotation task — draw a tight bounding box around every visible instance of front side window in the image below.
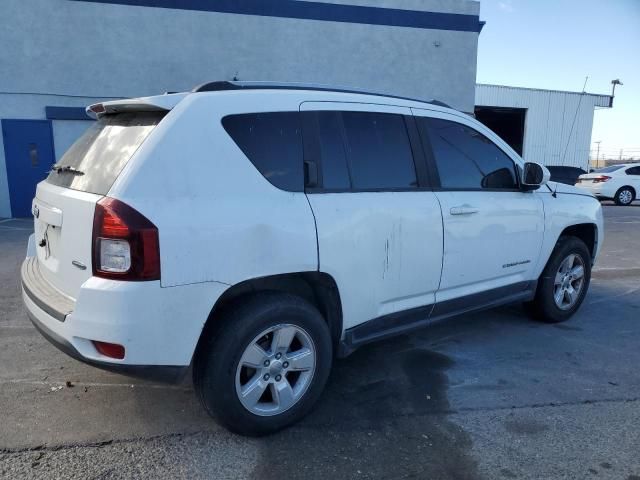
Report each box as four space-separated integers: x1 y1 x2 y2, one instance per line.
222 112 303 192
419 117 518 190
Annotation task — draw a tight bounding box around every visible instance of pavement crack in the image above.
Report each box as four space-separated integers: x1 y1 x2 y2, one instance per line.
0 431 207 455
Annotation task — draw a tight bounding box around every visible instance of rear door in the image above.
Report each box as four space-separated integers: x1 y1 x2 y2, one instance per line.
300 102 443 331
1 120 55 217
32 112 165 299
413 109 544 311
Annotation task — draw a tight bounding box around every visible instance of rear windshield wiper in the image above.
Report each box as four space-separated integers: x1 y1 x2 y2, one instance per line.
51 164 84 176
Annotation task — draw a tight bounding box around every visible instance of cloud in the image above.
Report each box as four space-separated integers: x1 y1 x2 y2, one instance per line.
498 0 515 12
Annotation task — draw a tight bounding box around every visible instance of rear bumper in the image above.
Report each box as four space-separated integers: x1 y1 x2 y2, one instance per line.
22 256 74 322
25 305 187 383
574 183 614 199
21 254 228 383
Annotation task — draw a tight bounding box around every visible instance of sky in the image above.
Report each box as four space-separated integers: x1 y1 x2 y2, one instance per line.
476 0 640 159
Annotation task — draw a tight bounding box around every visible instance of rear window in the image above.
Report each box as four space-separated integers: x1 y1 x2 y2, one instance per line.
46 112 165 194
222 112 303 192
594 165 623 173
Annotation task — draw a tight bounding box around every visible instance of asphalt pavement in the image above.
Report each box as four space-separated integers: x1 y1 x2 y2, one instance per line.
1 203 639 479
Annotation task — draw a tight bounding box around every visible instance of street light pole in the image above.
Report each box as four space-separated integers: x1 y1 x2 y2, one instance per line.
610 79 623 107
594 141 601 169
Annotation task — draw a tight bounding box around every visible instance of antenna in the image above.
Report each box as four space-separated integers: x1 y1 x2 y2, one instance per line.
553 76 588 198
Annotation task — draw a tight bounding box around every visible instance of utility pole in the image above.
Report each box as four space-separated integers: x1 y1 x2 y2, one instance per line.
594 141 601 169
619 149 623 162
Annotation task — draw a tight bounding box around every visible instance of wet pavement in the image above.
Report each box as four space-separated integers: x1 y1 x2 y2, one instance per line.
1 204 639 479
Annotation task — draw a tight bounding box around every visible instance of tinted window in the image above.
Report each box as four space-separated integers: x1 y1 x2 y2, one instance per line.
421 117 518 190
315 112 350 189
46 112 165 195
595 165 623 173
222 112 303 191
546 166 587 185
625 166 640 175
341 112 417 190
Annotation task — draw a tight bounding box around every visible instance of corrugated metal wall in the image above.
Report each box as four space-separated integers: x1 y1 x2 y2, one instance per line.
475 84 610 169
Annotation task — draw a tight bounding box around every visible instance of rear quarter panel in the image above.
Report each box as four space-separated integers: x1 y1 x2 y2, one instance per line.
108 93 318 288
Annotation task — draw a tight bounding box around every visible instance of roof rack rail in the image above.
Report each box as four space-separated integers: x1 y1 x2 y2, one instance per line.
191 80 453 109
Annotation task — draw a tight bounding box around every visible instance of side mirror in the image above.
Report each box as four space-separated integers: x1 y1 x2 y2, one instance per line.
521 162 550 190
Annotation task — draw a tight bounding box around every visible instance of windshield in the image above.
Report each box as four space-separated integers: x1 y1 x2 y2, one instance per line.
594 165 624 173
46 112 165 195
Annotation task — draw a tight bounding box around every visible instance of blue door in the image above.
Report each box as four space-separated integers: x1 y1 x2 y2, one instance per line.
2 120 55 217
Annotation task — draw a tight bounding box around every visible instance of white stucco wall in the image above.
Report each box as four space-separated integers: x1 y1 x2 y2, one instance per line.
0 0 481 217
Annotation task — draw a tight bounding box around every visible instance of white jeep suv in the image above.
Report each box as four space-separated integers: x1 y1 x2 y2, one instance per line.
22 81 603 435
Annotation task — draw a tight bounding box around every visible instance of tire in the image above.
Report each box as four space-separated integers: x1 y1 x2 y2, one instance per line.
193 292 332 436
614 186 635 206
526 236 591 323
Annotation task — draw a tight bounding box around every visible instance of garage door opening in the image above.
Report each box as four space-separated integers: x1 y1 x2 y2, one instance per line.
474 107 526 156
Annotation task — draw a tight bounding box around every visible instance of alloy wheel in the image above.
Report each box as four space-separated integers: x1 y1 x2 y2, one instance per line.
619 189 633 205
553 253 585 310
235 324 316 416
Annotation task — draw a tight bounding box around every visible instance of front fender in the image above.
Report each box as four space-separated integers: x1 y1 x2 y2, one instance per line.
534 191 603 277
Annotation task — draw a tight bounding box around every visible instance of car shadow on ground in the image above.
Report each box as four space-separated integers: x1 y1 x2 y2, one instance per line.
248 274 640 479
248 306 538 480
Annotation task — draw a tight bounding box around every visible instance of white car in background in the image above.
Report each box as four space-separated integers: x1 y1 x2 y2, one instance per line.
575 164 640 206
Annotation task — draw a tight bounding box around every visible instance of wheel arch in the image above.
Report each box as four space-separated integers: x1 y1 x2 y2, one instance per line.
195 272 343 358
559 223 598 262
617 185 636 197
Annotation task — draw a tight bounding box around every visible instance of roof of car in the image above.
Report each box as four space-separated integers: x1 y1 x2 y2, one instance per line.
191 80 456 110
91 81 463 118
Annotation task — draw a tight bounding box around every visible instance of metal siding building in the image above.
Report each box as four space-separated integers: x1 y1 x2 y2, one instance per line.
475 84 611 170
0 0 482 217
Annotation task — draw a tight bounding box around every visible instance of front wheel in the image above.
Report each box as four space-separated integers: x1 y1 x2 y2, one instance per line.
526 236 591 323
193 293 332 436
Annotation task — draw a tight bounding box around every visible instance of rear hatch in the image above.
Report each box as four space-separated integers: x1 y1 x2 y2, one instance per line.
33 110 167 299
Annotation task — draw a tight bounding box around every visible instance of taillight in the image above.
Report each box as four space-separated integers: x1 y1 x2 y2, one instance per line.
592 175 611 183
92 198 160 281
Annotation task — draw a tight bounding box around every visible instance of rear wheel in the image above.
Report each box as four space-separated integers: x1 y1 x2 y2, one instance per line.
526 236 591 323
193 293 332 436
614 186 635 206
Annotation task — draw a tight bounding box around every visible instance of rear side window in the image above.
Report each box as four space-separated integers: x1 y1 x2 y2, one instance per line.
342 112 417 190
310 111 418 191
625 166 640 175
420 117 518 190
222 112 303 192
315 112 351 190
46 112 165 195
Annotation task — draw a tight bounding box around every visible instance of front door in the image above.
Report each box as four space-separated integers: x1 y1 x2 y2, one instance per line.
413 109 544 310
2 120 55 217
300 102 444 331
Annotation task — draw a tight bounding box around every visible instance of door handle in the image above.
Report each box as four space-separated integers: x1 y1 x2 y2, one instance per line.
450 205 479 216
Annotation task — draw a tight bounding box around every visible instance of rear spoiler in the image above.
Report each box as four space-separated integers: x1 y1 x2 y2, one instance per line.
86 93 188 119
